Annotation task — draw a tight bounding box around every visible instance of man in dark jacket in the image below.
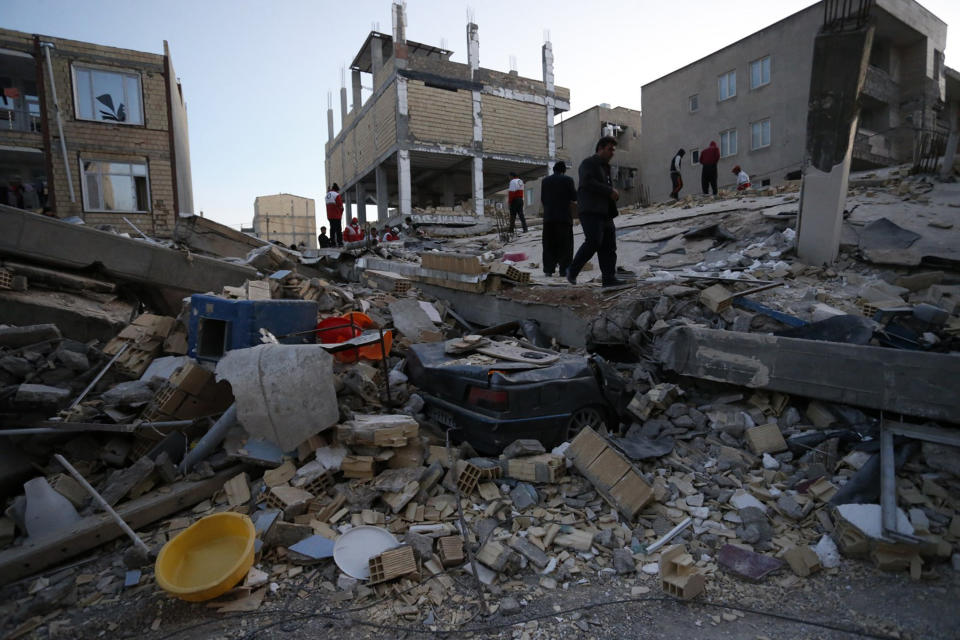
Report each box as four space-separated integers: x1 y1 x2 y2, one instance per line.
699 141 720 195
540 161 577 277
566 136 624 287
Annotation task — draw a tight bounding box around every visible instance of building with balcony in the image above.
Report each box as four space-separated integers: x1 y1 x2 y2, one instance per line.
0 28 193 237
324 2 569 222
639 0 950 202
252 193 317 249
528 104 643 213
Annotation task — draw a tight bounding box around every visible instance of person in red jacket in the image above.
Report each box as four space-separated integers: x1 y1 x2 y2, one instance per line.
507 172 527 233
699 141 720 195
343 217 364 243
324 184 344 247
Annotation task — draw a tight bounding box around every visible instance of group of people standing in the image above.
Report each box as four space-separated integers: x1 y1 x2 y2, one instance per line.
319 183 412 249
669 143 750 200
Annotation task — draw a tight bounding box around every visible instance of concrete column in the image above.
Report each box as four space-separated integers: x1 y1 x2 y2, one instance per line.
542 40 556 174
940 101 959 180
442 174 455 207
797 26 874 267
392 2 406 44
375 164 388 222
472 157 484 217
339 86 348 128
466 23 479 72
356 183 367 224
351 70 362 112
327 106 334 143
371 36 383 76
398 150 411 216
467 22 483 217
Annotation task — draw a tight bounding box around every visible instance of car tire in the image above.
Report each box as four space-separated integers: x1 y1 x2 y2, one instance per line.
563 405 608 444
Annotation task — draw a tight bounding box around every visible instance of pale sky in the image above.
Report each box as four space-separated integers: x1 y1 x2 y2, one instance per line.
4 0 958 229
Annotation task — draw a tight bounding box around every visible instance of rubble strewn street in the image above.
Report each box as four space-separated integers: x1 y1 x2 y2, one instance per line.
1 164 959 639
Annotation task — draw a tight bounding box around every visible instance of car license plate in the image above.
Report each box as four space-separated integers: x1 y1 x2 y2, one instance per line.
428 406 456 428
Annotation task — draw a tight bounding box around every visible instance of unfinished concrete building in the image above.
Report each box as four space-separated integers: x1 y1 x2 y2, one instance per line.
639 0 949 201
252 193 317 249
324 3 569 223
0 28 193 237
529 104 643 211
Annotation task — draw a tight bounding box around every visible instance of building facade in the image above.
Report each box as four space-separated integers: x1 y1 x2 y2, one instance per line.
639 0 948 202
0 28 193 237
324 2 569 222
252 193 317 249
528 104 643 213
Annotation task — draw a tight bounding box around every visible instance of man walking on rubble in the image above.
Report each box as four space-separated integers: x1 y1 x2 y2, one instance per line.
699 141 720 195
508 172 527 233
669 148 686 200
566 136 626 288
540 161 577 278
325 184 344 247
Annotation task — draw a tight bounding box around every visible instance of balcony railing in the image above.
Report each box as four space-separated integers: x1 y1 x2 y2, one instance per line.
0 107 42 134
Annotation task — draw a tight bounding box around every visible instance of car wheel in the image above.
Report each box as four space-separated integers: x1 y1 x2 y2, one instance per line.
565 406 607 443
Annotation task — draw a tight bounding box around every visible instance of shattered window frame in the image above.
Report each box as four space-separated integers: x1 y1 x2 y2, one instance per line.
71 64 144 126
79 158 151 213
717 70 736 101
720 128 738 157
750 119 771 150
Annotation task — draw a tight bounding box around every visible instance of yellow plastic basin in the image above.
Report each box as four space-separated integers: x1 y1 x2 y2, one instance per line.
155 512 255 602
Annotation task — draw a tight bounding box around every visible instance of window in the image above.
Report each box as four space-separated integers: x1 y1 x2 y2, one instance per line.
73 66 143 125
688 94 699 112
691 149 700 164
720 129 738 157
81 160 150 212
718 70 736 101
525 188 534 206
751 119 771 150
750 56 770 89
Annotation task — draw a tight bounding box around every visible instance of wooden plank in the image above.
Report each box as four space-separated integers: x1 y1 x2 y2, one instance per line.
0 465 244 586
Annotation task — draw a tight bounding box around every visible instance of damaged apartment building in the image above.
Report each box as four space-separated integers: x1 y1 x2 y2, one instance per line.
252 193 317 250
528 104 643 212
0 28 193 236
324 2 569 222
639 0 952 201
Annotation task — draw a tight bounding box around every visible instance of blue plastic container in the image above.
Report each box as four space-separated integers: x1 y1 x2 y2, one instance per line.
187 294 318 361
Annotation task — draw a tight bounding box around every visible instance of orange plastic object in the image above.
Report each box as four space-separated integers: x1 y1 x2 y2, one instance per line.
155 512 255 602
316 313 391 362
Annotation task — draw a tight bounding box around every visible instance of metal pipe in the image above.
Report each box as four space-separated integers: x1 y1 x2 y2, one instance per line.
68 343 128 410
53 454 149 555
179 404 237 474
40 43 75 202
0 419 195 436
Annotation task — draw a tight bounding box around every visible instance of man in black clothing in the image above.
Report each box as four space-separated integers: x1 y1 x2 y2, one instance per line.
566 136 624 287
540 161 577 277
317 226 332 248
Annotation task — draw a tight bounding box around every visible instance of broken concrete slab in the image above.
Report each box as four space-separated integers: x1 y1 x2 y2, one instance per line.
0 324 61 349
389 298 442 342
14 384 71 406
216 344 339 451
659 326 960 423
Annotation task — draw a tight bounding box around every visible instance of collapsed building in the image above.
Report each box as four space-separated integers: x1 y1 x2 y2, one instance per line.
324 2 569 222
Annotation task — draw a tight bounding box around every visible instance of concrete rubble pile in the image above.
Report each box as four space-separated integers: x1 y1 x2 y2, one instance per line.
0 165 958 639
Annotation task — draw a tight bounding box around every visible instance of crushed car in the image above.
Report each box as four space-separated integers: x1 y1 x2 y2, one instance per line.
405 338 627 453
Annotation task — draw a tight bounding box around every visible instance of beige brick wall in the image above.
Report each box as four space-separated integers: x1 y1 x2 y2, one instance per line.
481 94 547 157
355 107 375 173
253 194 317 249
328 145 343 188
0 29 179 237
408 80 472 146
375 83 397 155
